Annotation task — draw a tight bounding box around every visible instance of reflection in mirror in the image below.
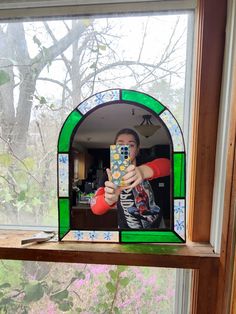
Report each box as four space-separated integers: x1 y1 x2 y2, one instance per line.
70 103 172 231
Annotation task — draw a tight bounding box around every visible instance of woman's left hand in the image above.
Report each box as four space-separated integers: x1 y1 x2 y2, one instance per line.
122 164 144 189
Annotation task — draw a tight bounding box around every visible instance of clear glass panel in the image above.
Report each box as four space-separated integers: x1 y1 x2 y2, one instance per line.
0 260 177 313
0 12 193 226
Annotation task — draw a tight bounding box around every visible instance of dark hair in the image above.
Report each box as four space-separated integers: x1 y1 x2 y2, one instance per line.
114 128 140 147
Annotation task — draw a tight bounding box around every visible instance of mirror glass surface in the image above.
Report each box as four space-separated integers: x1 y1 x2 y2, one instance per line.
70 102 172 231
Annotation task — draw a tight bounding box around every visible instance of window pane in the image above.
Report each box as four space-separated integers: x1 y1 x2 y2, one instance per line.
0 12 193 226
0 261 177 313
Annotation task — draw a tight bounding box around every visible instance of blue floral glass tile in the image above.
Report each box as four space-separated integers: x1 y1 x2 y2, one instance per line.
104 231 112 240
160 110 184 152
174 199 185 240
66 231 119 242
58 153 69 197
74 230 84 240
89 231 98 241
77 89 120 114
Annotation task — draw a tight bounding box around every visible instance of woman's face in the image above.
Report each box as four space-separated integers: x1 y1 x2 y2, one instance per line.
116 133 139 163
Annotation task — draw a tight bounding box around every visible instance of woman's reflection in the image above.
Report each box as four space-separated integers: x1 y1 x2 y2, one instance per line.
90 128 170 229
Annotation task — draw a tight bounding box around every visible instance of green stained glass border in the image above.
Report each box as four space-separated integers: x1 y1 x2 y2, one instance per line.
173 152 185 198
121 230 183 243
57 89 186 243
59 198 70 240
121 89 165 115
58 110 82 153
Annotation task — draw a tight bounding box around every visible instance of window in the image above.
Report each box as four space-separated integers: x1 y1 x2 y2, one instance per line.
0 261 178 313
0 1 230 313
0 7 193 228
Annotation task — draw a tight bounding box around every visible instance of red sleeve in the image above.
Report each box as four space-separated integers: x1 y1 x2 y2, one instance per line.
145 158 170 180
90 187 113 215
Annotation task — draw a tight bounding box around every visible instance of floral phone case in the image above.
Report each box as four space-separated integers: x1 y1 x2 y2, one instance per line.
110 144 131 187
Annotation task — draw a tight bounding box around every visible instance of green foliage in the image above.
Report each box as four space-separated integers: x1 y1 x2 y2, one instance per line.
0 262 175 313
0 261 22 286
0 146 57 225
0 263 90 313
0 70 10 86
33 35 42 47
0 153 13 167
106 281 116 293
23 281 44 303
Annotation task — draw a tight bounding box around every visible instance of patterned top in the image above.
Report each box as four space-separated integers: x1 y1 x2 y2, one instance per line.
90 158 170 229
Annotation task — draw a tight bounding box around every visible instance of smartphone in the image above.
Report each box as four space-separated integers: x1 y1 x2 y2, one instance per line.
110 144 131 187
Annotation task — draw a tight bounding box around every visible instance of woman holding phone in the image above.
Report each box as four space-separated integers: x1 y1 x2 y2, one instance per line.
90 128 170 229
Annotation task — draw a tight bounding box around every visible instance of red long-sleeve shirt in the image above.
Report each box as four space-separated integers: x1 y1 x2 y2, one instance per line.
90 158 170 215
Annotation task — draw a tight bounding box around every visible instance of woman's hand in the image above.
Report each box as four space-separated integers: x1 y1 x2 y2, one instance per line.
121 164 144 189
122 163 155 189
104 169 122 205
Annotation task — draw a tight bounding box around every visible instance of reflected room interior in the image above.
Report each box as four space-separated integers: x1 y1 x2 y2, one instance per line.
70 103 172 230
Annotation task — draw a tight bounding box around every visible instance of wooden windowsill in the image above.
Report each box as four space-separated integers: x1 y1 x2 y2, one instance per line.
0 229 220 313
0 230 218 269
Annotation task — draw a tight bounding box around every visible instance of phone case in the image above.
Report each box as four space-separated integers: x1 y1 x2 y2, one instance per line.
110 144 131 187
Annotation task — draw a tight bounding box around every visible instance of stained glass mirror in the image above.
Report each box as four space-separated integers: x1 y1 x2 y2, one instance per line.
58 89 186 243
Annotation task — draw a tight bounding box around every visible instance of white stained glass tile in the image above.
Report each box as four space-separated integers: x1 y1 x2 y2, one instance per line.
174 199 185 240
160 110 184 152
77 89 120 114
58 153 69 197
63 230 119 242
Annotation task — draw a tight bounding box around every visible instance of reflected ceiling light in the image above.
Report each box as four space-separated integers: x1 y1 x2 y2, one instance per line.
134 114 161 138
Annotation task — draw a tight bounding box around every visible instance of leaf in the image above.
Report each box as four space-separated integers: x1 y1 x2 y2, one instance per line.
98 44 106 51
0 297 11 306
106 282 115 293
0 70 10 85
31 198 42 206
75 271 85 280
39 96 47 105
3 193 14 202
50 289 68 301
0 153 13 167
109 270 117 281
117 265 127 273
82 19 92 27
90 62 96 69
18 191 26 202
119 277 129 287
23 281 44 303
114 307 121 314
58 301 72 312
23 157 35 170
33 35 42 47
0 283 11 290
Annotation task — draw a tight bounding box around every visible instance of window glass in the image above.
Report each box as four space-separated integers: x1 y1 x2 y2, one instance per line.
0 12 193 226
0 261 177 313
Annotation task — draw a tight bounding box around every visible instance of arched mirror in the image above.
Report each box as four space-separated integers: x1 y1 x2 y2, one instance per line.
58 89 186 243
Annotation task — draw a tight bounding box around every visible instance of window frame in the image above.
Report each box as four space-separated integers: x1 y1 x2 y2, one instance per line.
0 1 232 313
